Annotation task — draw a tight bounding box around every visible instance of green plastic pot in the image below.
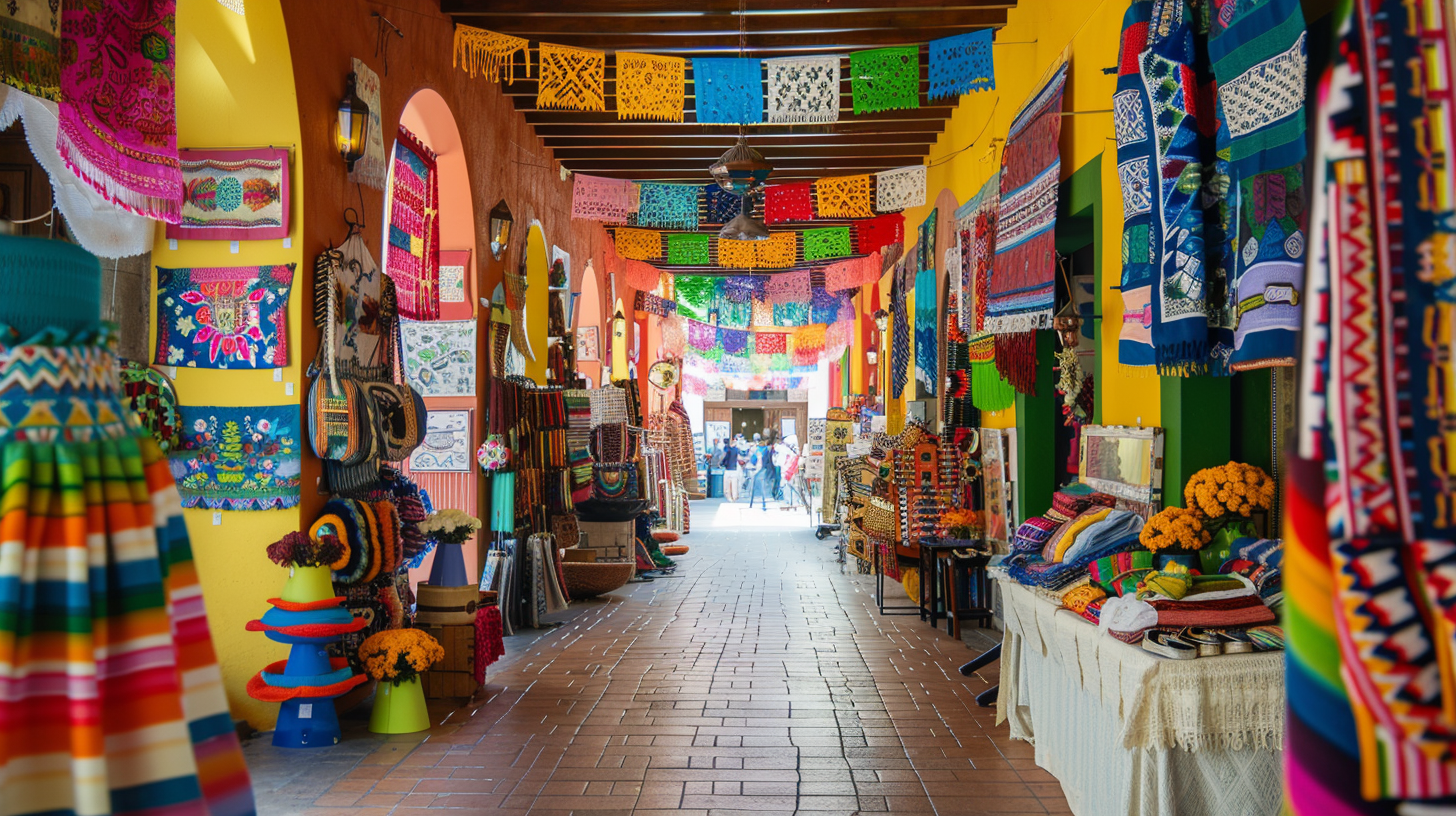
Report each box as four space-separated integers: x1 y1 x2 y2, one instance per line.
370 675 431 734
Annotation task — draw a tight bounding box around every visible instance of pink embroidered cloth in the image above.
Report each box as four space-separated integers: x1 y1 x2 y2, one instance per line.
58 0 183 222
824 251 882 293
572 174 633 222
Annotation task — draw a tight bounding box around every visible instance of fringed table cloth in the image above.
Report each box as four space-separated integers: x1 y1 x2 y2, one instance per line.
996 580 1282 816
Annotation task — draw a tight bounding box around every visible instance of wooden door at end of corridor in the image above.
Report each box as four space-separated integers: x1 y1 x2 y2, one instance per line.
705 401 807 445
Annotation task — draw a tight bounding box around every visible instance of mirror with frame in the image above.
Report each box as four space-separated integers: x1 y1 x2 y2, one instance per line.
1078 425 1165 517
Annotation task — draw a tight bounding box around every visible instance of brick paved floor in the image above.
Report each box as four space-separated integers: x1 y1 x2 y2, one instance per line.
245 501 1071 815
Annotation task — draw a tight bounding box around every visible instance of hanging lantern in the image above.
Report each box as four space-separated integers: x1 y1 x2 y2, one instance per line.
719 190 770 241
709 136 773 196
336 72 370 172
488 199 513 260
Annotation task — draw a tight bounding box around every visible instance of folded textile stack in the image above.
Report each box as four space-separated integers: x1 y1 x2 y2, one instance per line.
1220 536 1283 614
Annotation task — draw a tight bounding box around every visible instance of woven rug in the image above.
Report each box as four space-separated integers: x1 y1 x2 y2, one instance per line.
1114 1 1158 369
58 0 181 222
987 59 1066 333
385 126 440 320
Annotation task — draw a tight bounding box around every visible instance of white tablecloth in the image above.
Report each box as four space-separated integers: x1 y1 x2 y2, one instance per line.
996 580 1284 816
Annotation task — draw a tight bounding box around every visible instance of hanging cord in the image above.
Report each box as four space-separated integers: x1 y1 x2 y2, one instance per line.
373 13 403 76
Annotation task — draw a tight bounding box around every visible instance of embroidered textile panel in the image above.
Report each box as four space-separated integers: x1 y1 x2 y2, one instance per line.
1114 1 1158 368
169 405 302 510
155 264 295 370
573 174 633 222
0 0 60 100
537 43 606 112
385 127 441 320
58 0 182 221
815 175 874 219
617 51 686 122
347 58 387 190
692 57 763 124
849 46 920 114
636 183 699 230
452 25 529 83
765 182 815 225
666 233 711 265
803 227 852 262
929 29 995 99
167 148 289 241
614 228 663 260
987 61 1067 332
766 55 840 124
876 165 927 212
400 319 477 398
954 173 999 334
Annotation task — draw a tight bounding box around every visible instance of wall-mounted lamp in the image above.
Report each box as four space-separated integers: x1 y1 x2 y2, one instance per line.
336 72 370 172
873 309 889 334
489 199 513 260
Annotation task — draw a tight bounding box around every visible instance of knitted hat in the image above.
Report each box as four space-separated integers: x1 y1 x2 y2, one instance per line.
0 235 102 338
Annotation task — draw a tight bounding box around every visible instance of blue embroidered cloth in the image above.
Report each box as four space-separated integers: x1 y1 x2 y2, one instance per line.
169 405 302 510
693 58 763 124
929 30 995 99
635 182 699 231
915 265 937 396
154 265 295 369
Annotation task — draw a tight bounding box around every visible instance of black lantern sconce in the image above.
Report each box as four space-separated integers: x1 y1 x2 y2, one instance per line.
489 199 514 261
336 72 370 172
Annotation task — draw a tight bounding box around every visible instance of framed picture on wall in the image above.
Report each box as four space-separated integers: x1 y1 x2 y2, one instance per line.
577 325 600 361
437 249 473 320
409 410 472 472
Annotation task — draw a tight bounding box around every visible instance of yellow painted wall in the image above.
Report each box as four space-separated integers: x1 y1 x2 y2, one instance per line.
158 0 304 730
888 0 1158 432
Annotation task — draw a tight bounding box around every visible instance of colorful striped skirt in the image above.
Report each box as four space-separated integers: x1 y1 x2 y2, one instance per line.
0 332 255 815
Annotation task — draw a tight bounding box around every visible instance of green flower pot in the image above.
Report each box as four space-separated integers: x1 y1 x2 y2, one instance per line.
280 564 335 604
1198 524 1248 574
369 675 430 734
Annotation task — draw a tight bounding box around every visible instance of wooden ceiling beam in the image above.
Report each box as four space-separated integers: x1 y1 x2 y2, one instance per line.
530 120 948 136
552 144 929 159
472 24 999 50
470 10 1001 36
541 135 940 149
524 108 952 125
564 156 921 169
442 0 1011 13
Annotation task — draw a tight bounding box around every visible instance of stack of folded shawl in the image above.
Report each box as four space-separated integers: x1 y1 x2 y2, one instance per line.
1220 537 1283 615
1005 506 1145 591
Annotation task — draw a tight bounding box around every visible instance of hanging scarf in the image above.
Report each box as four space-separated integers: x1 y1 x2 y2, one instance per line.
968 332 1015 411
58 0 182 222
1114 1 1159 369
1209 0 1308 372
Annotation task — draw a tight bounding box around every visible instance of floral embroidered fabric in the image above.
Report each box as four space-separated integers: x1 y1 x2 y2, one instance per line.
613 228 662 260
616 52 685 122
929 29 995 100
635 183 699 230
876 165 927 212
452 25 530 83
666 233 710 265
815 175 874 219
572 174 633 222
692 58 763 124
849 46 920 115
803 227 853 262
764 182 815 225
537 43 606 112
766 56 841 124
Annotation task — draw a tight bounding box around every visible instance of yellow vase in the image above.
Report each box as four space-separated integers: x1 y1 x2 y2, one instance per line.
369 675 430 734
280 564 335 604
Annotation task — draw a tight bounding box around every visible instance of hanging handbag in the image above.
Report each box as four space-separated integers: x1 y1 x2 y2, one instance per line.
592 462 640 501
361 380 426 462
307 245 377 466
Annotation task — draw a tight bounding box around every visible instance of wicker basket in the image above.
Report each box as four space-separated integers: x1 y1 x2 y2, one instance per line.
561 561 634 599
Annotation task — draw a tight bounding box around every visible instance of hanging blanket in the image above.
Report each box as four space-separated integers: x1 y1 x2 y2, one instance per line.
58 0 182 222
766 55 840 124
988 59 1066 333
692 57 763 125
154 264 295 369
1114 0 1158 368
385 126 440 320
955 173 999 334
1209 0 1308 372
169 405 302 510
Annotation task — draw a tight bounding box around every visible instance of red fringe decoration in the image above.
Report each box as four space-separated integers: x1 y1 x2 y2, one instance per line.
994 331 1039 396
473 605 505 686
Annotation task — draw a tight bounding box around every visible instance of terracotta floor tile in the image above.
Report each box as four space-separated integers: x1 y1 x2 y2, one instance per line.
244 507 1074 815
